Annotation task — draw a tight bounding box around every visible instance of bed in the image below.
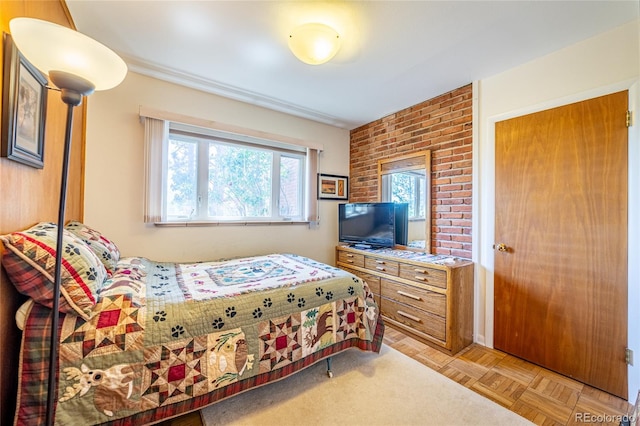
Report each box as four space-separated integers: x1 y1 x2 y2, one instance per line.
1 222 384 425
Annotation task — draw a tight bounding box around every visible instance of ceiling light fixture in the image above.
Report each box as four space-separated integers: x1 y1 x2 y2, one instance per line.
288 22 341 65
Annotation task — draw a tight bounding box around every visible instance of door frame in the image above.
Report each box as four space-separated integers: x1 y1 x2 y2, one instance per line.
473 78 640 400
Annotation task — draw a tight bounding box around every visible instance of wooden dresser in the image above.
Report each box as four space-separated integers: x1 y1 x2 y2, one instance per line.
336 245 474 355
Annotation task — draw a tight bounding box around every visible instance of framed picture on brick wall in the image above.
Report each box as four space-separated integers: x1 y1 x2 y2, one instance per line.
318 173 348 200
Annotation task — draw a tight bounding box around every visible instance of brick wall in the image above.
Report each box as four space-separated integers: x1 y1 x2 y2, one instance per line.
349 84 473 258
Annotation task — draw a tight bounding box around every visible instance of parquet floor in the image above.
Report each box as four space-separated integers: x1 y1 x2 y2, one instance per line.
383 327 633 426
162 327 634 426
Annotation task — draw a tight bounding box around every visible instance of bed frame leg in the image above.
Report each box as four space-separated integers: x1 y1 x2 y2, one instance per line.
326 357 333 378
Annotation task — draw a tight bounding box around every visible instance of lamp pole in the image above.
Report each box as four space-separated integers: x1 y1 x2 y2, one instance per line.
45 100 76 426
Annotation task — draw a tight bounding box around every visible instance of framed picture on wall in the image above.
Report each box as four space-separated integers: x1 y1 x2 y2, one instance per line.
1 32 48 169
318 173 348 200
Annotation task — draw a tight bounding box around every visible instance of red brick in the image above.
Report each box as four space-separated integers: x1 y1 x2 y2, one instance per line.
349 84 473 259
438 184 463 192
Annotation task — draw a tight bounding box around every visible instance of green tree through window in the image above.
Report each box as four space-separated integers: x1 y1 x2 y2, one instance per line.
166 132 304 222
390 172 425 220
208 144 271 217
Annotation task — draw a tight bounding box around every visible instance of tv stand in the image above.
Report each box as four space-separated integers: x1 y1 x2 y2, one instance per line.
335 245 474 355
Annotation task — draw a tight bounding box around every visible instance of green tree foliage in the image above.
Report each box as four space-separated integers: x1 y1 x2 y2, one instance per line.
167 137 303 220
208 144 272 217
167 140 197 218
391 172 426 219
391 173 416 217
279 156 301 216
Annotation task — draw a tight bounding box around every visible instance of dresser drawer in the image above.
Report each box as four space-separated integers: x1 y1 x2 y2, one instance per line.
365 256 399 276
381 278 446 317
381 297 446 342
337 251 364 268
399 263 447 289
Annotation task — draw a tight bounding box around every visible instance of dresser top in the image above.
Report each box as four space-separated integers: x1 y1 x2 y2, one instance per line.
337 244 472 268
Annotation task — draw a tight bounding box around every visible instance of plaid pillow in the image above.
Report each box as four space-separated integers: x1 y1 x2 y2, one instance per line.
65 221 120 276
0 222 107 320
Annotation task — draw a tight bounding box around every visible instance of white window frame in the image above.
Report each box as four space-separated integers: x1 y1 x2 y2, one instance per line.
165 130 306 222
140 108 321 226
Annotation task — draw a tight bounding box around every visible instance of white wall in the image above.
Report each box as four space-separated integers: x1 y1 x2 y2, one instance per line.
474 18 640 400
83 72 350 265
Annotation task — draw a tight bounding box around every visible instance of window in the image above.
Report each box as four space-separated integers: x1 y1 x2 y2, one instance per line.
389 171 426 220
165 129 305 222
141 113 319 225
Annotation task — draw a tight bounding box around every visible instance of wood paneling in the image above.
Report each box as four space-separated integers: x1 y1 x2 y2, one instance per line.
0 2 85 424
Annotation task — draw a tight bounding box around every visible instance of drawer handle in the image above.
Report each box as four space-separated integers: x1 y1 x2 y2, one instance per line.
375 260 385 264
413 268 427 274
346 254 354 258
414 276 428 281
346 260 354 263
376 266 386 271
397 290 422 301
397 310 422 323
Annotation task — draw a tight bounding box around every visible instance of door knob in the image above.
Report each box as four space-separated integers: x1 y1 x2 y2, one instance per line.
495 243 509 252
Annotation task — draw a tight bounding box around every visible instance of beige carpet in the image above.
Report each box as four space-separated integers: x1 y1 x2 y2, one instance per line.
200 344 534 426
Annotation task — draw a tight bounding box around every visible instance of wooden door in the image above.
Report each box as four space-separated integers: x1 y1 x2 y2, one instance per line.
494 91 628 398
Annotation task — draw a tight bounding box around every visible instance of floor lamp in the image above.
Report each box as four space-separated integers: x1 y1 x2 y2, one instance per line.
8 18 127 426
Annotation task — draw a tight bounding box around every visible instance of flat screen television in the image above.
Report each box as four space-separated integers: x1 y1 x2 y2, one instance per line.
338 202 396 248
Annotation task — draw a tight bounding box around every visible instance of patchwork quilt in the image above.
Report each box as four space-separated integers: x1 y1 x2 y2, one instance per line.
15 254 384 425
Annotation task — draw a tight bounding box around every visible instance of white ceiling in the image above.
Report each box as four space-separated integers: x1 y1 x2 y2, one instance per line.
65 1 638 130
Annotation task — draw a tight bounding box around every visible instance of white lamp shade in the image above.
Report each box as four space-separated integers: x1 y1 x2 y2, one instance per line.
9 17 127 91
288 23 341 65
